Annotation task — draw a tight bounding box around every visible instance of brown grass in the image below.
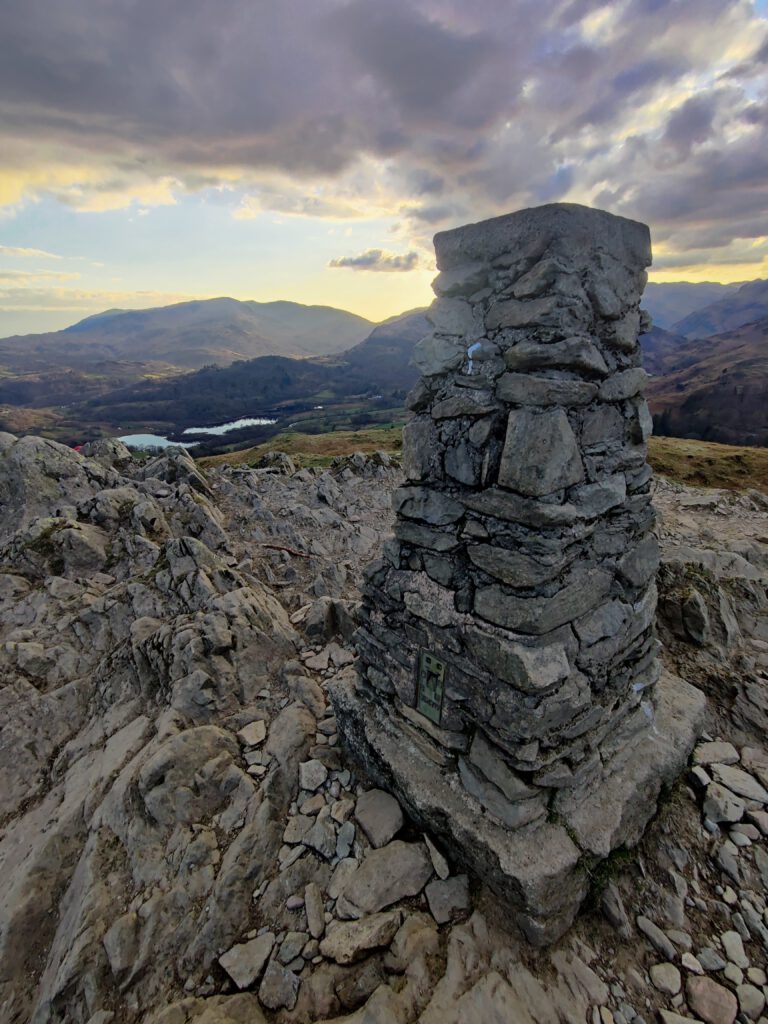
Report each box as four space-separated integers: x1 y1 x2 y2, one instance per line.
200 425 768 494
648 436 768 494
199 427 403 469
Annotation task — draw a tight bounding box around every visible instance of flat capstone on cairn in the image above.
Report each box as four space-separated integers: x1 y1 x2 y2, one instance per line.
330 203 705 944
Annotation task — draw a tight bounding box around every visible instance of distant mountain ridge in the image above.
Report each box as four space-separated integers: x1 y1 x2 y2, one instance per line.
641 281 740 330
0 297 375 371
2 280 768 449
68 310 429 437
671 279 768 338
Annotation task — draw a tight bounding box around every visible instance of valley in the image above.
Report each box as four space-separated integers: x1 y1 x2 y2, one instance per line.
0 280 766 454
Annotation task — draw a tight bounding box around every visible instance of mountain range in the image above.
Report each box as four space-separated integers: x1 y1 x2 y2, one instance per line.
1 279 767 448
0 297 373 372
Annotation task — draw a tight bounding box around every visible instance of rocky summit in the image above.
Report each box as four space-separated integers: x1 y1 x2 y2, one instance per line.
0 433 766 1024
1 212 768 1024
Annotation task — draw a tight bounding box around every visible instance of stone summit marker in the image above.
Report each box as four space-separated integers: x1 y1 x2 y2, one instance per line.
330 202 706 944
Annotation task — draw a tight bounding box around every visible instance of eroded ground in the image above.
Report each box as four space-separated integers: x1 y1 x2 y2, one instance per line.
1 434 767 1024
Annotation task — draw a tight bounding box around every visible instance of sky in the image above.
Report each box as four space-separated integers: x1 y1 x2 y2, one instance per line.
0 0 767 336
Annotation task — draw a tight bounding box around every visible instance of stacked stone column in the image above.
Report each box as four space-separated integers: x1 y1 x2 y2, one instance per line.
331 203 704 943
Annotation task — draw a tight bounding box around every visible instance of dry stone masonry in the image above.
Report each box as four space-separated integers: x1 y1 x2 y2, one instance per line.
331 203 706 944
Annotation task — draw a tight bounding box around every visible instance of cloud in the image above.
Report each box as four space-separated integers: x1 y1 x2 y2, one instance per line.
329 248 420 271
0 244 61 259
0 0 766 276
0 286 193 312
0 270 79 283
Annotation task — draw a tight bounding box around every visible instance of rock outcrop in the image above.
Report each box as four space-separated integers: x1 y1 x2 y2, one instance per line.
1 251 768 1023
332 203 705 943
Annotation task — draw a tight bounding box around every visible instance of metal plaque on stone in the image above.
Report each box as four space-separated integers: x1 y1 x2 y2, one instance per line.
416 650 445 725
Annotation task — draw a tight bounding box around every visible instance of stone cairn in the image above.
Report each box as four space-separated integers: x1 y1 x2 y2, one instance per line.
331 203 705 944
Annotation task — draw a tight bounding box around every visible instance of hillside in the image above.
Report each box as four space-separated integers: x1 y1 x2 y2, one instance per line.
642 281 739 329
0 297 374 373
67 309 427 442
646 317 768 445
2 283 768 450
672 279 768 338
639 324 688 375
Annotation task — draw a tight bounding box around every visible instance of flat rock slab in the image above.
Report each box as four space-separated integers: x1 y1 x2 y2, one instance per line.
341 840 433 914
694 741 739 766
354 789 404 848
319 910 402 964
554 671 706 857
219 932 274 990
710 764 768 803
329 670 584 945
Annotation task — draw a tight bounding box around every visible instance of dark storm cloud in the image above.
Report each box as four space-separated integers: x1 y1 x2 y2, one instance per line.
661 93 719 158
0 0 766 267
329 249 420 271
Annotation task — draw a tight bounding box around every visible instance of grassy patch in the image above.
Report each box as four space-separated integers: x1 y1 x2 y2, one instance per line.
200 426 403 469
200 425 768 493
648 435 768 494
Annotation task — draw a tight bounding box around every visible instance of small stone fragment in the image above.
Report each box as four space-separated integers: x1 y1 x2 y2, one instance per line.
694 742 739 767
219 932 274 990
637 915 677 960
424 835 450 880
602 883 632 939
342 841 433 914
721 930 748 969
299 759 328 791
710 764 768 804
304 883 325 940
425 875 471 925
278 931 308 965
237 720 267 747
303 818 336 860
682 952 704 975
722 963 742 987
697 948 726 972
703 784 745 824
336 820 355 859
354 789 404 849
736 984 765 1021
258 960 300 1011
650 963 682 995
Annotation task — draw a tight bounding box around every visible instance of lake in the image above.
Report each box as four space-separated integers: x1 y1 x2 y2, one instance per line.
118 416 279 450
118 433 198 450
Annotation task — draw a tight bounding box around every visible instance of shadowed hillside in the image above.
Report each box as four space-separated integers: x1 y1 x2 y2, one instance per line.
672 279 768 338
0 297 374 372
647 317 768 445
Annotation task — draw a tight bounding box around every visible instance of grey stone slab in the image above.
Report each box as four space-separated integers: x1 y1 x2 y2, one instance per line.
496 373 598 407
498 408 584 497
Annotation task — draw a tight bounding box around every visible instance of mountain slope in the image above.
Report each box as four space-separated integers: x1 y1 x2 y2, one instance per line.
671 279 768 338
72 309 427 434
646 317 768 445
0 297 375 372
639 325 689 376
642 281 739 330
